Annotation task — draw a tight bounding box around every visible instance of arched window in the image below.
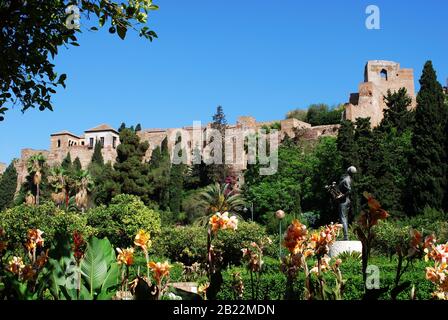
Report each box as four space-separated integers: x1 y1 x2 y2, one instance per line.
57 139 61 148
380 69 388 81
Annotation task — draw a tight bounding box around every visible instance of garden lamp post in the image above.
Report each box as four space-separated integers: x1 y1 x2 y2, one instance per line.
243 202 254 221
276 210 285 258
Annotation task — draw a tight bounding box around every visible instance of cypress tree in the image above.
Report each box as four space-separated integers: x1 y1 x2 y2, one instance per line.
91 141 104 166
207 105 228 183
118 122 126 132
169 158 186 214
113 128 153 204
410 61 448 214
336 120 358 170
73 157 82 171
0 161 18 210
61 152 72 170
135 123 142 132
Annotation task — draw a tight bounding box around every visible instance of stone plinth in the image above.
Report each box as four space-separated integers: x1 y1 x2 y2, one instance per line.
329 241 362 258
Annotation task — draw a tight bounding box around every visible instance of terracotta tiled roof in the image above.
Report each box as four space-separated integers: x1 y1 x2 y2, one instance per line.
50 130 80 138
85 124 118 134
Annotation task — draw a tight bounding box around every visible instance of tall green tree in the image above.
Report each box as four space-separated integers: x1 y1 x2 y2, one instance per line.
91 141 104 166
207 105 228 183
26 153 46 205
113 127 153 204
0 0 159 121
381 88 414 134
409 61 448 214
73 157 82 172
0 161 18 210
336 120 358 170
61 152 72 171
148 137 170 209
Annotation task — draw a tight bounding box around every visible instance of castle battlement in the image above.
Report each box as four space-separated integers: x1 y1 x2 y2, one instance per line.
345 60 416 127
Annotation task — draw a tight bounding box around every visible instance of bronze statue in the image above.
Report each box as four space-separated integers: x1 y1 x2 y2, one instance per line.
326 166 357 241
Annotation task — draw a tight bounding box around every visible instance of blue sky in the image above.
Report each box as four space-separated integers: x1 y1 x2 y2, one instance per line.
1 0 447 164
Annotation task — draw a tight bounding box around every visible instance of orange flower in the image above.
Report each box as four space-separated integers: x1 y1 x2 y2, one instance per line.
410 229 423 249
134 230 151 251
116 247 134 266
22 265 36 281
148 261 171 285
309 223 342 256
8 256 25 275
26 229 45 251
209 212 238 233
283 219 308 254
359 193 389 227
35 250 49 269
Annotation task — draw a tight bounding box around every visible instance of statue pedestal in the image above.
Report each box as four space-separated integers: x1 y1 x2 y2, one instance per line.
329 241 362 258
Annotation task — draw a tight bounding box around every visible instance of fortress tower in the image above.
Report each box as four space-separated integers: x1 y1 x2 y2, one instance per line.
344 60 416 127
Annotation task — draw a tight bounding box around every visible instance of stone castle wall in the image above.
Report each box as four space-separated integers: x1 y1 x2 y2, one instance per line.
345 60 416 127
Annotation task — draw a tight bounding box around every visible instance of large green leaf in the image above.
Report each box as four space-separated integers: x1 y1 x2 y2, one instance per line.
79 237 119 299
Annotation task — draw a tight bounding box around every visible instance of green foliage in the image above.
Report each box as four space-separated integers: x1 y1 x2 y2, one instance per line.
286 108 307 122
0 161 18 210
0 0 158 121
243 143 304 221
217 256 434 300
113 128 153 205
410 61 448 214
61 152 72 171
168 162 186 214
214 221 273 266
49 237 119 300
72 157 82 172
381 88 414 134
90 142 104 166
86 194 161 248
305 104 344 126
0 202 94 251
152 225 207 265
336 120 358 170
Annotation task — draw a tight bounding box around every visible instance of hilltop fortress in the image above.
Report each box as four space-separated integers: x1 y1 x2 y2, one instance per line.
11 60 417 190
344 60 416 126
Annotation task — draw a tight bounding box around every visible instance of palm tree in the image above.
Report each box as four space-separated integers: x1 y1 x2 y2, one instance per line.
74 170 93 213
27 154 46 205
48 166 68 207
195 183 246 226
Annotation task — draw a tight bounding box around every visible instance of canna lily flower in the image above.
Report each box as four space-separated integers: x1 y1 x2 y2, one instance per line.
134 230 152 251
283 219 308 254
209 212 238 233
22 265 37 281
116 247 134 266
8 256 25 275
359 193 389 228
35 250 49 269
148 261 171 285
26 229 45 251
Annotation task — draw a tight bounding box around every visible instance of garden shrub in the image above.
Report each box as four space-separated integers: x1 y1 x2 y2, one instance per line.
0 201 94 252
86 194 161 248
152 225 207 265
214 221 275 266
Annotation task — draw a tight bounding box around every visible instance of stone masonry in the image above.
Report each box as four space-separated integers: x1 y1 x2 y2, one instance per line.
12 60 418 191
13 117 339 191
344 60 416 127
